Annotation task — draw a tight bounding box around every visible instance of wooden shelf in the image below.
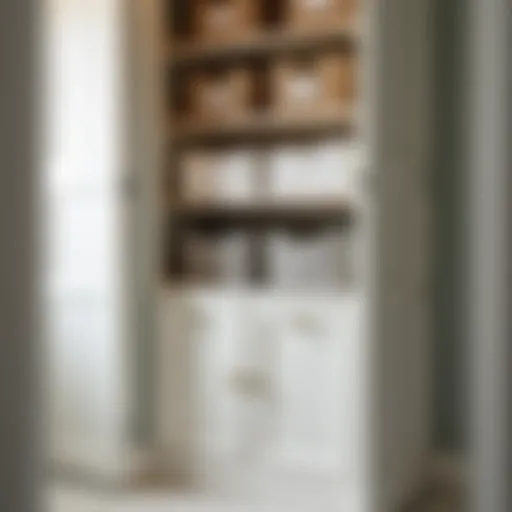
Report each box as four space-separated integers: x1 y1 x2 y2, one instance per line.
171 109 356 146
169 200 356 221
168 27 359 67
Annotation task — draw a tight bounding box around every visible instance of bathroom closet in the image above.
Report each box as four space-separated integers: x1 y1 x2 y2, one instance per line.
153 1 433 511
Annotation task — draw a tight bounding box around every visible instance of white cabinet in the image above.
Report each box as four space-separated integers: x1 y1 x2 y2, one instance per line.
157 291 367 501
151 1 432 511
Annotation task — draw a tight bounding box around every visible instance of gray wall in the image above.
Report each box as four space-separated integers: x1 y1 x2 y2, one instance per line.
0 0 39 509
432 0 467 452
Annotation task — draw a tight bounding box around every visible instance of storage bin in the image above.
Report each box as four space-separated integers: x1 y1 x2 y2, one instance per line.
285 0 358 32
265 226 353 289
266 145 311 199
188 67 255 123
270 53 357 117
313 140 365 198
192 0 261 43
182 229 252 284
267 141 365 200
180 152 218 203
181 149 259 203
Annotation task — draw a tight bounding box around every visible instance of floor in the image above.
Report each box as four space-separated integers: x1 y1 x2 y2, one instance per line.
46 482 463 512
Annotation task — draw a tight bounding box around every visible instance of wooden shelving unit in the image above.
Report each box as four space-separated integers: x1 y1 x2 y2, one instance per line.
166 0 360 285
170 199 356 221
171 108 356 145
168 27 359 67
157 3 434 507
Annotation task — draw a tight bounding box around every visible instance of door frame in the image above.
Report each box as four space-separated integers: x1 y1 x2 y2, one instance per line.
468 1 512 511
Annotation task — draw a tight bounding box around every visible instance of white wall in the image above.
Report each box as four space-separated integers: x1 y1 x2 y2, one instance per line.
43 0 132 478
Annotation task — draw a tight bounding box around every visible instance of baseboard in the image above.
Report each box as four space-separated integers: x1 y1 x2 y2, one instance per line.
49 445 154 490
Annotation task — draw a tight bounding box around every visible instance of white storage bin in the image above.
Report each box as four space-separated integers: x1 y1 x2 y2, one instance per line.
181 149 258 203
267 145 310 199
266 226 352 289
267 140 365 200
182 229 251 284
315 140 365 198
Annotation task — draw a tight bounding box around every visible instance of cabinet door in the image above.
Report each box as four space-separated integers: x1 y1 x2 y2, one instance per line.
273 296 362 475
193 294 241 465
157 292 240 477
196 294 277 477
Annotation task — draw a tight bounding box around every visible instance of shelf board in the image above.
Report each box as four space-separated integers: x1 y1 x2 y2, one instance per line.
169 200 355 221
161 281 358 296
171 109 356 145
168 27 359 67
